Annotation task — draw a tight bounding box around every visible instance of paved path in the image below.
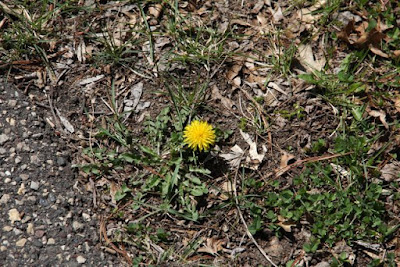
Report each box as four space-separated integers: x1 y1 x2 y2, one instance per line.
0 84 119 266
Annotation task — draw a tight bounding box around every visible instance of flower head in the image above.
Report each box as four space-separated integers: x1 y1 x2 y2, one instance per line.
183 120 216 151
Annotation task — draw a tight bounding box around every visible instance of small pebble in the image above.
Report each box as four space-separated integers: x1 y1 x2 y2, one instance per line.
20 174 29 180
27 223 34 235
72 221 84 231
17 183 26 195
39 198 48 206
47 238 55 245
0 134 9 145
13 228 22 235
4 178 11 184
3 226 13 232
0 194 10 204
57 157 67 166
82 213 90 221
32 239 43 248
76 255 86 264
35 230 45 238
8 208 21 224
30 181 39 191
16 238 27 247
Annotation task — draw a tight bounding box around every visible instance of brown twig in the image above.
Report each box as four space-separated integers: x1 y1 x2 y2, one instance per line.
100 216 133 265
232 160 278 267
266 152 353 179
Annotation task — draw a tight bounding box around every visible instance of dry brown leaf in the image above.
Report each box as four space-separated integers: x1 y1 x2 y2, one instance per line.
394 50 400 58
226 64 242 81
298 44 325 72
279 151 295 169
232 76 241 87
369 46 389 58
35 70 46 88
354 28 386 48
56 108 75 133
219 181 234 200
211 85 235 110
394 96 400 113
250 0 264 14
269 5 284 23
219 145 244 168
149 4 162 19
240 130 266 168
110 182 120 204
380 161 400 182
296 0 326 25
337 20 355 43
197 237 226 255
277 216 296 232
368 109 389 129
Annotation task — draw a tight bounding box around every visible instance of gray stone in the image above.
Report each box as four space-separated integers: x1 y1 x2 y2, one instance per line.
8 100 17 107
32 239 43 248
0 134 10 145
30 155 41 165
0 194 10 204
56 157 67 166
72 221 84 231
30 181 39 191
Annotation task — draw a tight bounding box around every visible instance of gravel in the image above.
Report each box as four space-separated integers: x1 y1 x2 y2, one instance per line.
0 84 120 266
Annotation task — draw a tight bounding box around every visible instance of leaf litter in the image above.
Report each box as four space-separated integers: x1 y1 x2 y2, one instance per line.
2 0 400 266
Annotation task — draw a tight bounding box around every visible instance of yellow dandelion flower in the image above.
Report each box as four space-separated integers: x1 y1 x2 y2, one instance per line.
183 120 216 151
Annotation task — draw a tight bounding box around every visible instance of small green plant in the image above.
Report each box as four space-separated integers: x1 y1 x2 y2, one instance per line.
81 103 218 221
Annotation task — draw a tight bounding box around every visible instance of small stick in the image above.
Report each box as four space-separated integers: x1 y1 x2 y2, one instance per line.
233 161 278 267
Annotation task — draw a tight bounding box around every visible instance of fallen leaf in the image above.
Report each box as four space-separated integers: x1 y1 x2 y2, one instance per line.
56 108 75 133
298 44 326 72
394 96 400 113
197 237 226 255
79 75 105 85
368 109 389 129
269 5 284 23
381 161 400 182
370 46 389 58
277 215 296 232
110 182 120 204
354 28 386 48
76 39 87 63
211 85 235 110
219 181 234 200
219 145 244 168
250 0 264 14
148 4 162 19
123 82 143 118
240 130 266 168
226 64 242 81
279 151 295 169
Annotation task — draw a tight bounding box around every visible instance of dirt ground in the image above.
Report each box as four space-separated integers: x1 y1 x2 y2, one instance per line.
1 0 400 266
